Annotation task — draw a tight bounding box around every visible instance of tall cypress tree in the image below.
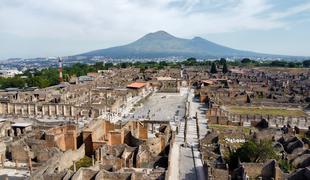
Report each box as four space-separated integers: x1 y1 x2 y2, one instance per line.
222 61 228 74
210 62 217 74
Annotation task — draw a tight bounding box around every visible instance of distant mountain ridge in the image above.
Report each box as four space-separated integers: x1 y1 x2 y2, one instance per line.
78 31 278 58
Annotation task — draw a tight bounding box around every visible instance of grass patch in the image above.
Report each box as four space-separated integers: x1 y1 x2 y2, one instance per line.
70 156 92 171
227 106 305 116
209 124 251 135
278 159 295 173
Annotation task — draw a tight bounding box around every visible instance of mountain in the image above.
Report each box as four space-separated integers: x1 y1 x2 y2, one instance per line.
79 31 273 59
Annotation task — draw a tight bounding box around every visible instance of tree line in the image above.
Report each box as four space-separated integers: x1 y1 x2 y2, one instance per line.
0 58 309 89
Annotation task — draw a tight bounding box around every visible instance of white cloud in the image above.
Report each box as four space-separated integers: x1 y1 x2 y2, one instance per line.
0 0 309 57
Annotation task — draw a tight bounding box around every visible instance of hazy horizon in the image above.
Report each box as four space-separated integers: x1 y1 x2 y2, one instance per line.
1 0 310 59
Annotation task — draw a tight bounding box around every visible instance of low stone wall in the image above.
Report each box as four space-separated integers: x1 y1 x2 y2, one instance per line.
207 107 310 129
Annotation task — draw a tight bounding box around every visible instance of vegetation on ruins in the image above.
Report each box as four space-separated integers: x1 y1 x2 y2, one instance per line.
227 106 306 116
70 156 92 171
228 139 278 169
278 159 294 173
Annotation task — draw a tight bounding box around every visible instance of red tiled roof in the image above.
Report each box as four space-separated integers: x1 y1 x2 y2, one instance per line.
127 82 146 89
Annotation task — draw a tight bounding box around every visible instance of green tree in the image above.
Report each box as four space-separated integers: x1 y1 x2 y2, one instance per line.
303 60 310 67
105 62 114 69
219 58 227 65
184 57 197 66
120 62 129 68
288 62 298 68
94 62 104 70
228 140 278 170
210 62 217 74
222 61 228 74
270 61 287 67
241 58 252 64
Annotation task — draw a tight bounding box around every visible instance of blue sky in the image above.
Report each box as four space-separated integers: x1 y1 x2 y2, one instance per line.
0 0 309 59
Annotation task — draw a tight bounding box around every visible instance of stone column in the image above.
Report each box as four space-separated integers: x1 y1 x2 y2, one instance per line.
15 160 18 169
21 106 25 116
42 105 45 116
48 105 52 116
14 104 17 114
101 148 104 163
63 105 67 116
151 123 154 134
34 104 38 115
55 105 59 116
7 103 10 114
184 116 188 144
27 104 31 115
71 106 75 117
73 161 76 172
1 154 4 167
196 112 200 145
28 156 32 173
0 103 4 114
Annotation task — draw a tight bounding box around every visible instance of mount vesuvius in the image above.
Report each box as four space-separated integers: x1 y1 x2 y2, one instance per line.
79 31 271 59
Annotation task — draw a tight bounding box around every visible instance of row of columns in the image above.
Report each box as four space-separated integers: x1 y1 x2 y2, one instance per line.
3 103 80 117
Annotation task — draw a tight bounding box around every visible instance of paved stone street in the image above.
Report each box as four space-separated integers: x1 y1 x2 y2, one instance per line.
170 88 208 180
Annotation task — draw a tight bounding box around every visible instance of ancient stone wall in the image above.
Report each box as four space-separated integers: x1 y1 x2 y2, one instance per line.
32 144 85 180
45 125 77 151
207 107 310 129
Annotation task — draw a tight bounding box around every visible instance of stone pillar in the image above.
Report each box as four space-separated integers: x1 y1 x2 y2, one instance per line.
15 159 18 169
27 104 31 115
63 105 67 116
14 104 17 114
73 161 76 172
42 105 45 116
34 104 38 115
101 148 103 163
71 106 75 117
151 123 154 134
6 103 9 114
28 156 32 173
1 154 4 167
184 116 188 144
48 105 52 116
55 105 59 116
96 150 99 161
195 112 200 145
21 106 25 116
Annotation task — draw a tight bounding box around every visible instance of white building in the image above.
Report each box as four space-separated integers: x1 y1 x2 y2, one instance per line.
0 69 22 78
